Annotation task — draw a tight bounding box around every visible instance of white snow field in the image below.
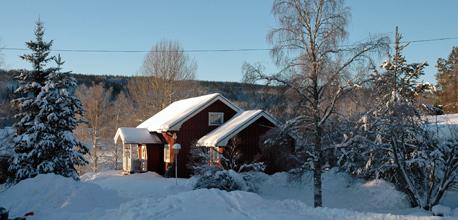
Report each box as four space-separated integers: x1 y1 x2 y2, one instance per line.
1 170 457 220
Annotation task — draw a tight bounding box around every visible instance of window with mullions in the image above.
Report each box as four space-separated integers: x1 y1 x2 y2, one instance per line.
209 112 224 126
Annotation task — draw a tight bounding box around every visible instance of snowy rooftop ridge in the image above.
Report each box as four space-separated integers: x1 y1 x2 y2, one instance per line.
197 110 279 147
137 93 242 132
114 127 162 144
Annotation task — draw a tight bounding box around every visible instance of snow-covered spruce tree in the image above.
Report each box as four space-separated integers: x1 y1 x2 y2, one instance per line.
8 21 88 184
338 28 457 210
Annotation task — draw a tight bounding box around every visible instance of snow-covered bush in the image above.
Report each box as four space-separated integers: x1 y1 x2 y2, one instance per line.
238 162 266 173
187 145 212 176
188 143 266 192
194 168 265 192
194 168 242 191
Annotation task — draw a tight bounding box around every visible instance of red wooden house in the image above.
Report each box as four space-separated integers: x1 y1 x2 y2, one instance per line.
114 93 283 177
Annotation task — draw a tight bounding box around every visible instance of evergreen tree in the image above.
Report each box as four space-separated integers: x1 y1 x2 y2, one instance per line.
436 47 458 113
8 20 88 183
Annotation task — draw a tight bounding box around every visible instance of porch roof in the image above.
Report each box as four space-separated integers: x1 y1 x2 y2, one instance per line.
114 127 163 145
196 110 279 147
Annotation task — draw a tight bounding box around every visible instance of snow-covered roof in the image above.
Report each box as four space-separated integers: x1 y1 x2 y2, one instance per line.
137 93 242 132
197 110 279 147
114 127 162 144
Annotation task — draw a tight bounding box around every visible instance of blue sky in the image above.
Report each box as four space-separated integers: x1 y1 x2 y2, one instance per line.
0 0 457 83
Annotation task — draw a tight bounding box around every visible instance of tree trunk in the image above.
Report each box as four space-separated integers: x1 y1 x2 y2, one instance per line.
313 123 323 207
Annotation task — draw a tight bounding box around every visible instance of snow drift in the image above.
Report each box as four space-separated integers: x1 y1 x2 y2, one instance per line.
0 174 124 219
103 189 442 220
0 170 456 219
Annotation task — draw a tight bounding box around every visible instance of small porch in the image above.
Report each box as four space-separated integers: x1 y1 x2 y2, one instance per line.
114 127 165 175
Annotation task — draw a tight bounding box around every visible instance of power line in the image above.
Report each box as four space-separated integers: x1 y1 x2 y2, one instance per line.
1 36 457 54
0 47 272 53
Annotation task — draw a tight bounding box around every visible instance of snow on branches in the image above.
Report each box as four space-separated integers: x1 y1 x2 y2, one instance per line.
8 20 88 184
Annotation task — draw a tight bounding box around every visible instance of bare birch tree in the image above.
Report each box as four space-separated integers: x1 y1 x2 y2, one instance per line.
76 83 113 172
244 0 387 207
129 40 197 120
109 91 135 169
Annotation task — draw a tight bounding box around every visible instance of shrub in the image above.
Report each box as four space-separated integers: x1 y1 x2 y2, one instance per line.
193 167 265 192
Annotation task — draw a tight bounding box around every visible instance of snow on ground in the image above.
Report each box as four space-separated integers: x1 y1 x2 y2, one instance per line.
103 189 441 220
258 169 412 213
0 170 457 220
0 174 124 219
80 170 194 199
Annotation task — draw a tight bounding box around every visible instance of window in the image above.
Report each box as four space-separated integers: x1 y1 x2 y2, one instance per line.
208 112 224 126
141 144 148 160
141 144 148 172
164 144 171 163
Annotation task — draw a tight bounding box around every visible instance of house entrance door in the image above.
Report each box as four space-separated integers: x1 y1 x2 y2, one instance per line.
146 144 165 175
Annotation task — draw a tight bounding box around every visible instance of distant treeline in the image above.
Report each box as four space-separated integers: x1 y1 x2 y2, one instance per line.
0 69 287 127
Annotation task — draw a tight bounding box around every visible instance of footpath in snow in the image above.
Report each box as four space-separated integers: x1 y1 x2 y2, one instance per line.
0 170 457 220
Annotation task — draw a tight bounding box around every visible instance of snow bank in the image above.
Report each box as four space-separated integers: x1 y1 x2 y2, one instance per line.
424 114 458 140
432 205 451 216
441 191 458 211
258 169 411 213
1 170 455 220
0 174 124 219
103 188 441 220
81 171 194 199
425 114 458 125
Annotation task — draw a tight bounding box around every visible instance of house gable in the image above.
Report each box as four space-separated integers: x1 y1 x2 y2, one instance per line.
171 99 239 177
196 110 279 147
137 93 241 132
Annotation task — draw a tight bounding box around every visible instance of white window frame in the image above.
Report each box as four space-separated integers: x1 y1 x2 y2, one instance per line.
208 112 224 126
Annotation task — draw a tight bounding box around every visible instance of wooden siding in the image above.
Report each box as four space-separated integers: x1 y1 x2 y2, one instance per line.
228 116 275 163
146 144 165 175
167 100 238 177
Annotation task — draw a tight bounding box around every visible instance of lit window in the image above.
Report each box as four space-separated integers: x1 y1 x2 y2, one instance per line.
164 144 170 163
209 112 224 126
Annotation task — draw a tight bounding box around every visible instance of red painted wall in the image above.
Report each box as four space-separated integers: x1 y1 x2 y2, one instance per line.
164 100 238 177
230 116 275 163
146 144 165 175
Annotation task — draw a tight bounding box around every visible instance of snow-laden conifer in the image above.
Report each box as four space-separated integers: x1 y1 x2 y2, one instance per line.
8 20 88 183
